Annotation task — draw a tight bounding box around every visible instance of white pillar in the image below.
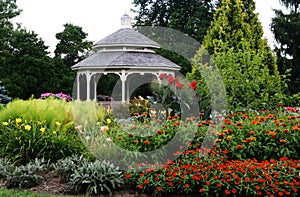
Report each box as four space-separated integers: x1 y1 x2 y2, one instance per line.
93 76 97 101
86 71 91 100
121 70 126 103
76 73 80 100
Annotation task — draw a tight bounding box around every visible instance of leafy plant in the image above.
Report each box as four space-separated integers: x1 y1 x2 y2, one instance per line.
53 154 89 183
0 158 13 180
5 158 50 189
69 160 123 196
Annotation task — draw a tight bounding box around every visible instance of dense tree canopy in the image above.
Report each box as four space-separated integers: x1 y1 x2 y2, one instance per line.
2 26 55 99
0 1 93 98
54 23 93 94
271 0 300 93
132 0 216 75
188 0 285 110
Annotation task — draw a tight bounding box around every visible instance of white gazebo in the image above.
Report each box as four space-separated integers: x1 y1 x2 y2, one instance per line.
72 14 181 103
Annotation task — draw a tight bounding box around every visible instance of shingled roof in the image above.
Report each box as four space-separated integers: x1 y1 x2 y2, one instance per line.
93 28 160 49
72 14 180 71
72 51 181 70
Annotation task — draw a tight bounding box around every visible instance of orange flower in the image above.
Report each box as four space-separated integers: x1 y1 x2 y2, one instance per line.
249 131 255 135
280 139 286 143
232 189 237 194
237 145 243 149
144 140 150 145
184 183 190 188
236 122 242 126
157 187 162 191
138 184 143 189
226 136 232 141
133 140 139 144
144 180 149 184
225 190 230 195
157 129 163 135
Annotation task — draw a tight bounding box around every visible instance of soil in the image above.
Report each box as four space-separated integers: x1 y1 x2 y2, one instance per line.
25 171 150 197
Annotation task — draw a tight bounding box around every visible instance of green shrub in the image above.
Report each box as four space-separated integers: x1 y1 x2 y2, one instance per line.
0 98 73 127
53 154 89 183
0 118 87 164
5 158 50 189
0 158 13 180
69 160 124 196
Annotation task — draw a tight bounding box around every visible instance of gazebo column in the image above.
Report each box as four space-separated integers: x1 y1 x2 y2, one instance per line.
76 72 81 100
86 71 92 100
120 70 130 103
93 75 98 101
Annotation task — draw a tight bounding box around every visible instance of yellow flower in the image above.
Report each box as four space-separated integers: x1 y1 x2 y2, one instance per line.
55 122 61 126
106 119 112 124
2 122 9 126
40 127 46 133
53 131 57 135
16 118 22 123
24 125 31 131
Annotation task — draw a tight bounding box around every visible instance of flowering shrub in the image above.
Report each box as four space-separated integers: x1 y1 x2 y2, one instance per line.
0 118 86 164
120 107 300 196
125 156 300 196
39 92 72 102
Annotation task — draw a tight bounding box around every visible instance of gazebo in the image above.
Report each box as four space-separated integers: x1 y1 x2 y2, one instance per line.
72 14 181 103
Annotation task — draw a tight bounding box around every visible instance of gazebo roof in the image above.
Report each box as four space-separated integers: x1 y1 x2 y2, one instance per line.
93 28 160 49
72 51 181 70
72 14 181 72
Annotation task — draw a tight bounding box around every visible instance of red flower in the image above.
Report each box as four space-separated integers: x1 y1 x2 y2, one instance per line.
175 80 184 89
184 183 190 188
144 140 150 145
159 73 166 80
249 131 255 135
225 190 230 195
157 187 162 191
167 75 175 84
237 144 243 149
157 129 163 135
217 183 222 188
188 80 198 90
138 184 143 189
205 181 211 186
125 174 131 179
232 189 237 194
168 182 174 187
144 179 149 184
199 188 204 193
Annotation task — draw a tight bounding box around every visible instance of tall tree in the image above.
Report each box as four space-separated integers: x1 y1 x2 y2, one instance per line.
132 0 216 74
271 0 300 93
2 26 56 99
189 0 284 109
0 0 21 77
54 23 92 94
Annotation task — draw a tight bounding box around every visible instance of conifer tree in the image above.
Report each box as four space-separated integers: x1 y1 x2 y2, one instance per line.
189 0 285 109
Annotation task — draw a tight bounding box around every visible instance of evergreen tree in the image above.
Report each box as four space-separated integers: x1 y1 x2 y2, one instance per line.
271 0 300 93
189 0 284 109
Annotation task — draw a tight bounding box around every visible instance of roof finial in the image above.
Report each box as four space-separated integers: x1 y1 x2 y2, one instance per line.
121 12 132 28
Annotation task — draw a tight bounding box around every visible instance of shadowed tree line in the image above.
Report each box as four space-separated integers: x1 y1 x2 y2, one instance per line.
0 0 298 106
